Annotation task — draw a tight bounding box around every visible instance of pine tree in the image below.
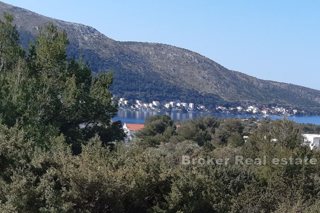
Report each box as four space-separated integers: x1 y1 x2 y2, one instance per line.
0 13 24 72
0 16 124 152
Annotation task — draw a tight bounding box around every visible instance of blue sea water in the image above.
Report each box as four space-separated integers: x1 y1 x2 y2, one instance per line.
113 109 320 125
286 116 320 125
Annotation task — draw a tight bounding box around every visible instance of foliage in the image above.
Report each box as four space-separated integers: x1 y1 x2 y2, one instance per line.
0 17 124 153
1 14 320 213
137 115 176 146
1 118 320 212
176 117 219 147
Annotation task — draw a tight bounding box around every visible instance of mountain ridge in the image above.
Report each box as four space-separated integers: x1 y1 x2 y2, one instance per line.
1 1 320 112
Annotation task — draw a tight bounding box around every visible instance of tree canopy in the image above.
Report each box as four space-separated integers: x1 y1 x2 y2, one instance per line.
0 16 124 153
1 15 320 213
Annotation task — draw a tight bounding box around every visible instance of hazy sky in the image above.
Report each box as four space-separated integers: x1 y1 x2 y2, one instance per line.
3 0 320 89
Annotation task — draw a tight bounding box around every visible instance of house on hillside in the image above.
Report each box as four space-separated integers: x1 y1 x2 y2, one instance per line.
123 123 145 142
302 134 320 150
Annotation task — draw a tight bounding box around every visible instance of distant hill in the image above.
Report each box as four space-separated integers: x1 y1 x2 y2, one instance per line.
1 1 320 112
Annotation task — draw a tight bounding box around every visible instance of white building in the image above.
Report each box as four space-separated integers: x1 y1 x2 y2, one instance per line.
181 102 188 108
236 106 243 112
216 106 227 111
123 123 145 142
164 103 171 109
143 103 148 108
302 134 320 150
152 101 160 107
247 106 259 114
198 105 206 110
189 103 195 110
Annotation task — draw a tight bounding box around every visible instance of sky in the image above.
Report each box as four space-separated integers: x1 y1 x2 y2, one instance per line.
3 0 320 90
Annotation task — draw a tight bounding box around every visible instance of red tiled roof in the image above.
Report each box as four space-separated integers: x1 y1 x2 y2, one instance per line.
126 123 145 131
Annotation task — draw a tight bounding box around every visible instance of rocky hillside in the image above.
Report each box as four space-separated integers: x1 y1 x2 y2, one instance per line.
1 1 320 110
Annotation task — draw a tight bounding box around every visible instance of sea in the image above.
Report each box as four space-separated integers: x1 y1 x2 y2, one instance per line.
113 109 320 125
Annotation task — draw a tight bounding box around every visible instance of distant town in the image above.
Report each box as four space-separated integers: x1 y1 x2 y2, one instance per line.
116 97 303 116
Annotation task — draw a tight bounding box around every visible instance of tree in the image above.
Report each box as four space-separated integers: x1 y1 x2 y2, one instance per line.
177 117 219 147
213 119 244 145
2 14 320 213
137 115 176 146
0 13 24 72
0 17 124 153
